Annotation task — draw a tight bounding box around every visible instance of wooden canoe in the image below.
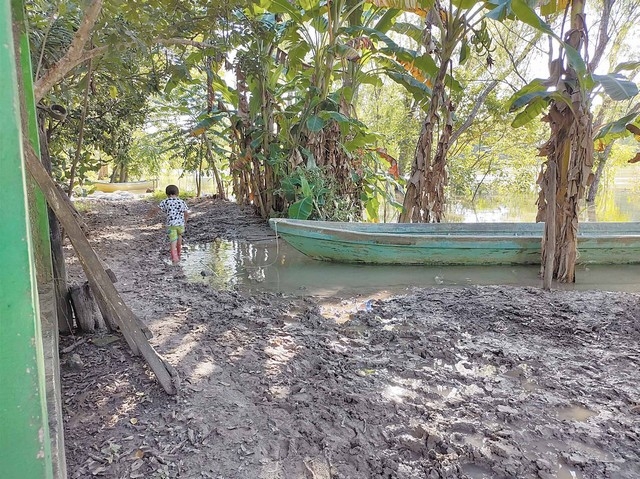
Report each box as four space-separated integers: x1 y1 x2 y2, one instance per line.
93 180 155 193
269 218 640 265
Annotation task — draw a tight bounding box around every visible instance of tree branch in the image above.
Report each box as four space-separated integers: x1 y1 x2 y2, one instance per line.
154 37 216 49
34 0 103 102
451 30 540 144
34 33 216 103
450 79 499 145
588 0 613 72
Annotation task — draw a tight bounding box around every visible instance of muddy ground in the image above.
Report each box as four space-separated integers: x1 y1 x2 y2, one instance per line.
60 196 640 479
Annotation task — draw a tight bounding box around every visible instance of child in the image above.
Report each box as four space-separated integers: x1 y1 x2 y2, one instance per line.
158 185 190 264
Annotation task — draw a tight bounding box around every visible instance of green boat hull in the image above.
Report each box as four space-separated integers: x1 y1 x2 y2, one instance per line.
269 219 640 265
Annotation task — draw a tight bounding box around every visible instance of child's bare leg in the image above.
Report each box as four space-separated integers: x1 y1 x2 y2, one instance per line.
170 240 179 264
167 226 181 264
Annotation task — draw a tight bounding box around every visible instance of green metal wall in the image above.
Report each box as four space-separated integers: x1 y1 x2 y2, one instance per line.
0 0 54 476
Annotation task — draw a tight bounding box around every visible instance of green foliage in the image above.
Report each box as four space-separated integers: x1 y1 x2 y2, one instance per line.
278 167 360 221
149 189 195 202
45 74 151 187
614 61 640 73
144 74 233 194
503 0 637 133
507 79 547 111
509 0 553 35
592 74 639 101
28 16 75 73
288 196 314 219
452 0 482 9
306 115 325 133
511 97 547 128
28 0 639 223
359 159 405 222
447 85 547 200
277 152 402 223
356 80 421 176
595 113 640 141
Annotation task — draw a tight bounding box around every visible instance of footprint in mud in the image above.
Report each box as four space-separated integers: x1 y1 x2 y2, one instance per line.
303 455 331 479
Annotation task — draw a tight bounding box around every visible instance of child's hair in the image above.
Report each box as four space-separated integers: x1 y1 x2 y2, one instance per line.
165 184 179 196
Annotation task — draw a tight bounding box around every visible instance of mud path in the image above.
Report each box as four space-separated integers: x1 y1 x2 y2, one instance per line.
61 197 640 478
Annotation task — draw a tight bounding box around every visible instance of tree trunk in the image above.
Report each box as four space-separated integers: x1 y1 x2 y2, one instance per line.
251 156 267 217
68 58 93 197
557 106 593 282
196 148 203 197
538 0 593 283
310 122 357 202
38 114 74 333
203 133 226 199
400 59 450 223
429 104 454 222
543 159 556 290
34 0 104 102
586 142 613 203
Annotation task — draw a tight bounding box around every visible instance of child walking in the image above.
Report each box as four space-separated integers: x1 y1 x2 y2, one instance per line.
158 185 190 264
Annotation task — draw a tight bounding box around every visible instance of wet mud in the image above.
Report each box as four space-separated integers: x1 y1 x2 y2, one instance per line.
61 197 640 478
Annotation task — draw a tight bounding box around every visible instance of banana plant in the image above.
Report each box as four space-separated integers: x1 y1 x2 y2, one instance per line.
234 0 420 219
504 0 638 284
395 0 496 223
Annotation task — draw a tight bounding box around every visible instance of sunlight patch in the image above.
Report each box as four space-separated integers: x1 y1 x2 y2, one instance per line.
382 385 417 403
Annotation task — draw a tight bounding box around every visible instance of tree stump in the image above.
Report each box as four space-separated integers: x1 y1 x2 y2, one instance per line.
70 282 114 332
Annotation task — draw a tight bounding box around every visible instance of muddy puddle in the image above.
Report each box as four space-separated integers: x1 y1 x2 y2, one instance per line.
181 238 640 298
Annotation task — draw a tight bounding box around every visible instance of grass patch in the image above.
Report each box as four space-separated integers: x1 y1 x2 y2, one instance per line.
73 200 92 212
149 189 196 202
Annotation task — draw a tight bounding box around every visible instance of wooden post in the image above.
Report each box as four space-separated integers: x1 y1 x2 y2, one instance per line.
39 116 74 333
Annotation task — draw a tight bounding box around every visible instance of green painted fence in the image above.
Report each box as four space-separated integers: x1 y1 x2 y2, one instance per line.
0 0 54 476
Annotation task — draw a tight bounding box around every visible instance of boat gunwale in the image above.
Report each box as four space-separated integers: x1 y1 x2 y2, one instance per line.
268 218 640 264
269 219 640 242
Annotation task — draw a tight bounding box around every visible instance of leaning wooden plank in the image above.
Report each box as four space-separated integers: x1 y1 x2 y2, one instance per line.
24 143 178 395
